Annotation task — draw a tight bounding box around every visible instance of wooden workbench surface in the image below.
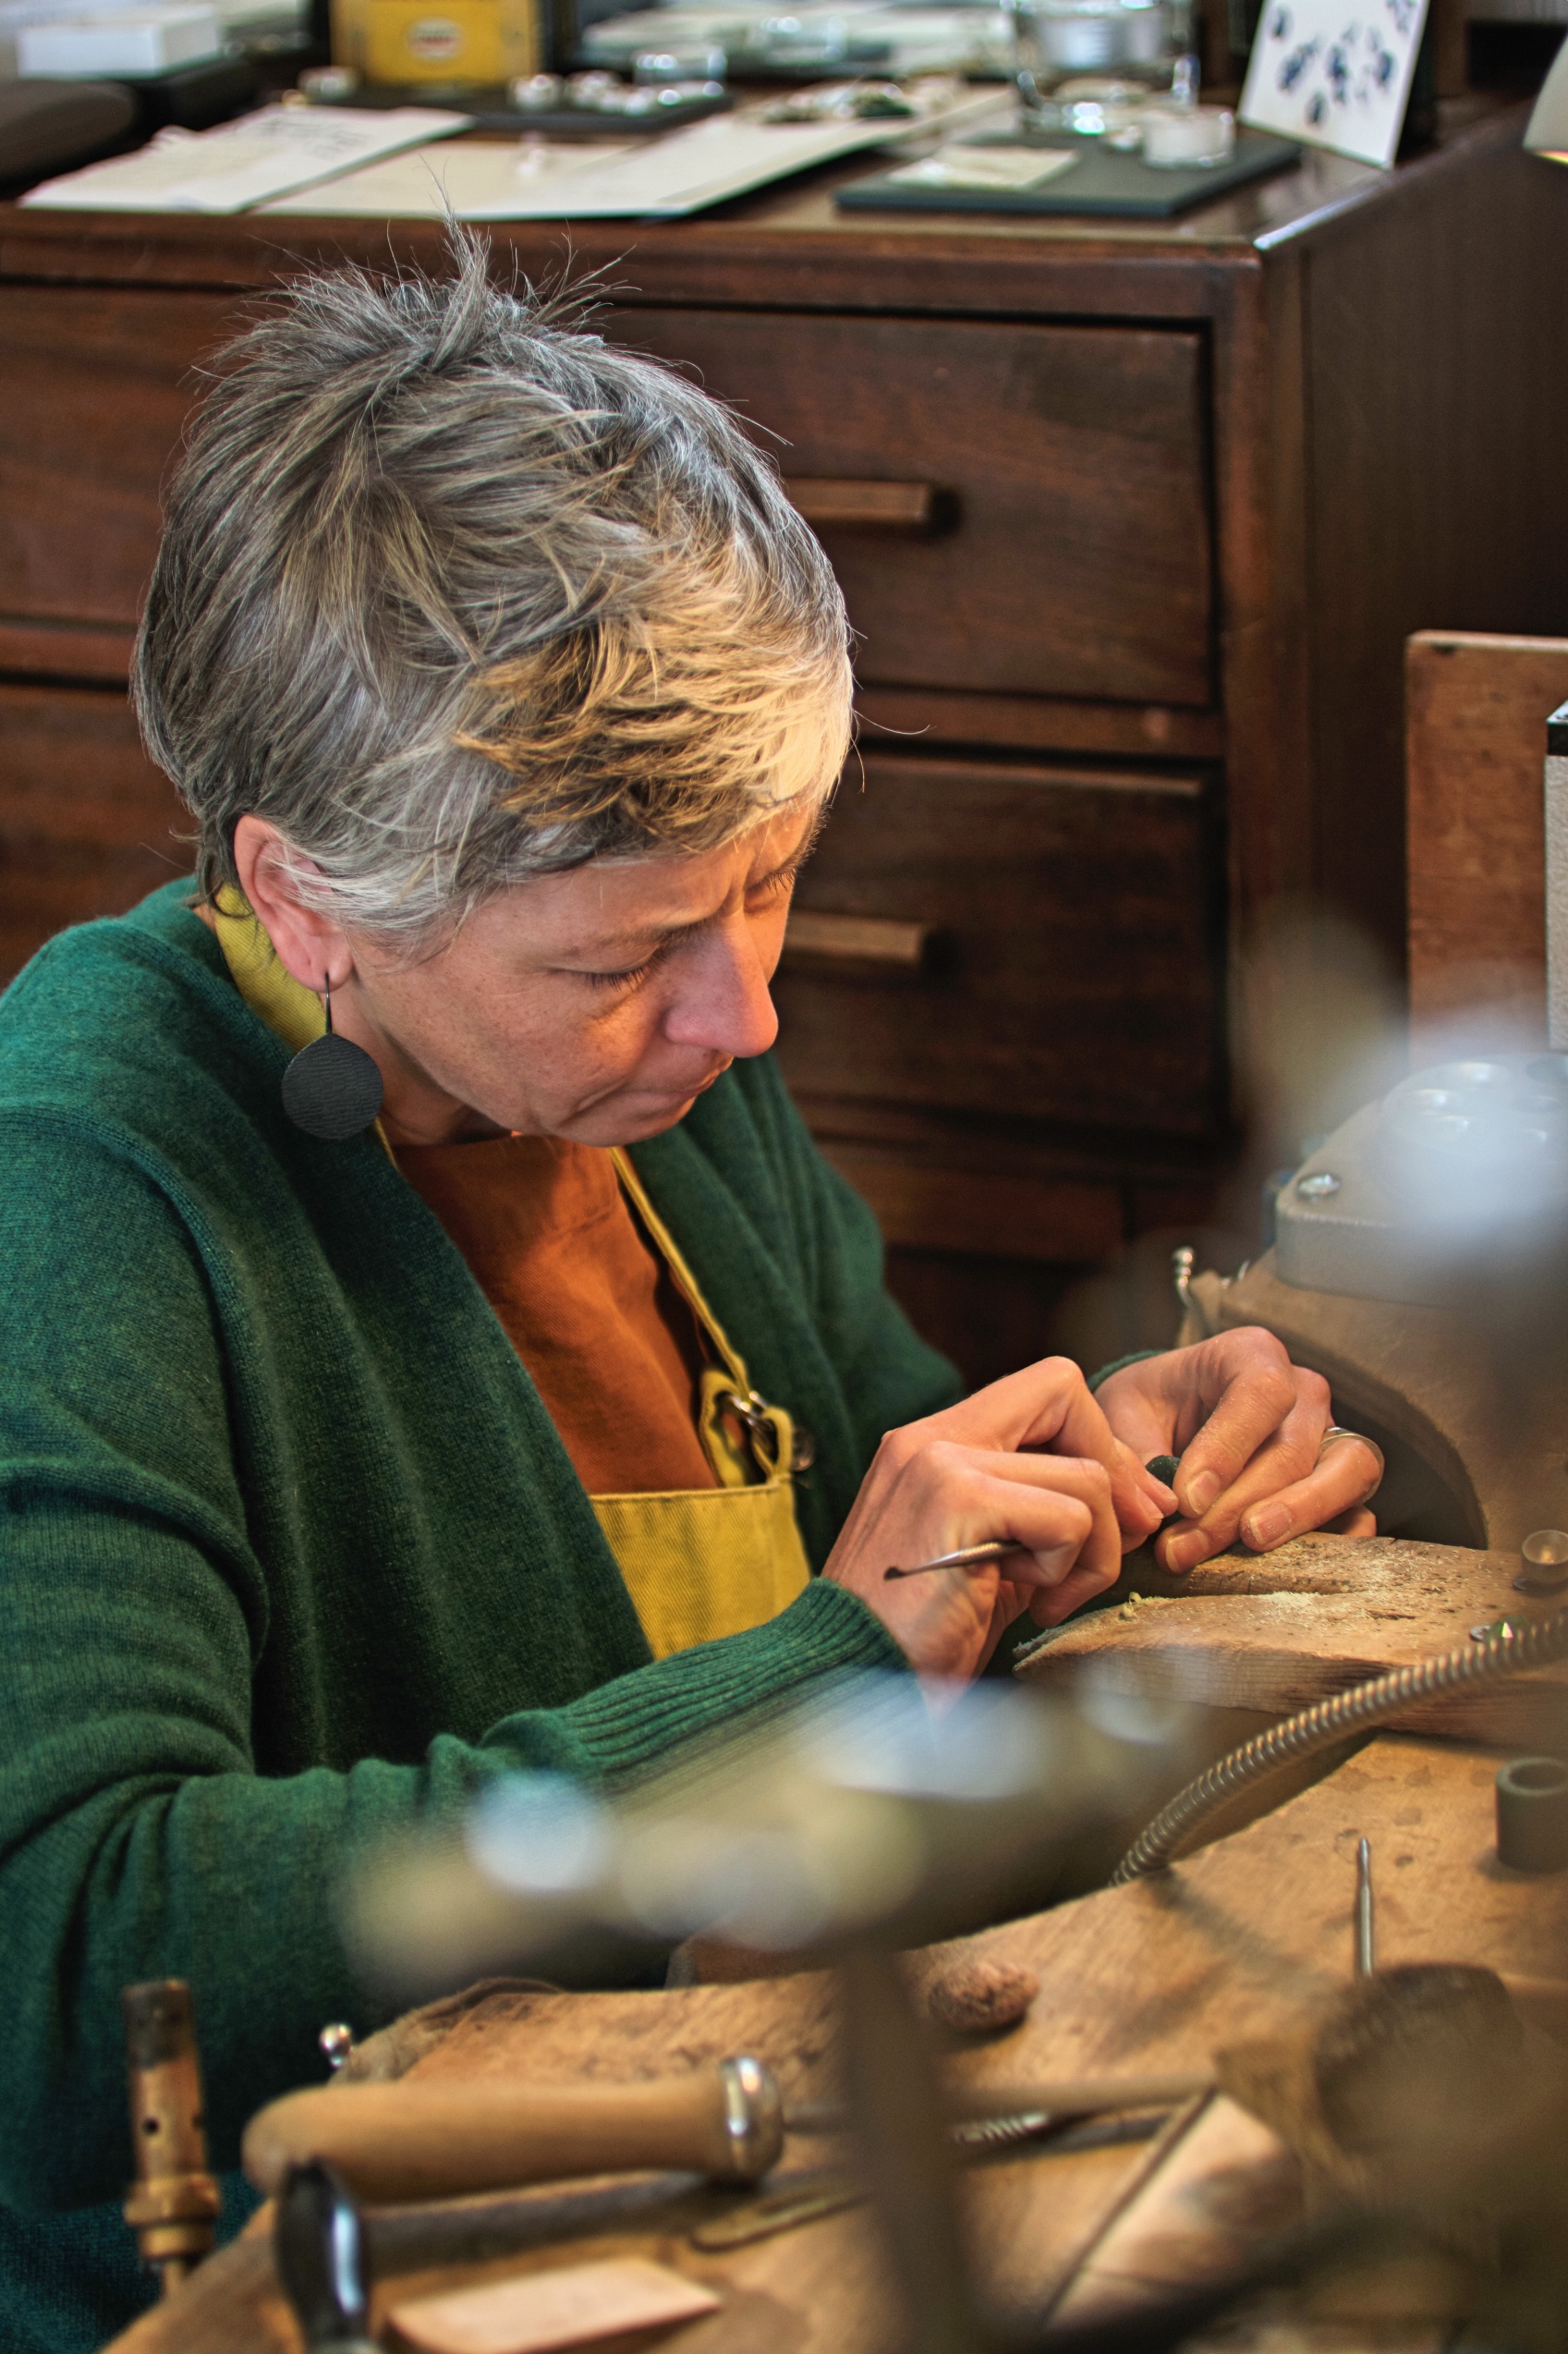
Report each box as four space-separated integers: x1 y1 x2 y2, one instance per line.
1021 1527 1568 1748
110 1722 1568 2354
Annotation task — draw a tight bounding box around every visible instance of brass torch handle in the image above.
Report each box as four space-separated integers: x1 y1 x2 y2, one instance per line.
243 2056 783 2205
122 1981 220 2296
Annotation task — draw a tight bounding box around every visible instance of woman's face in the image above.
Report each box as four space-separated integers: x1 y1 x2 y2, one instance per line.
241 800 822 1149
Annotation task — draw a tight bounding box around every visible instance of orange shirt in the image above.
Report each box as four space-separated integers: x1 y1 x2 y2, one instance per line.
398 1133 718 1496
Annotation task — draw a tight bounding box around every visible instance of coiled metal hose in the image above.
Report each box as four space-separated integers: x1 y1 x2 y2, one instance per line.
1110 1603 1568 1884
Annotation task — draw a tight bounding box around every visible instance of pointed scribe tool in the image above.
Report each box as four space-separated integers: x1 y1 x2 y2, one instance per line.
884 1457 1184 1580
884 1540 1033 1582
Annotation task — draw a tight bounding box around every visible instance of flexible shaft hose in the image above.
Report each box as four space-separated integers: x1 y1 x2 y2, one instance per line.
1110 1602 1568 1884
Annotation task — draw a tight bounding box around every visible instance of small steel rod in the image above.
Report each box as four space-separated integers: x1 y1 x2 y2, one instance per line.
786 2069 1213 2137
1355 1835 1376 1980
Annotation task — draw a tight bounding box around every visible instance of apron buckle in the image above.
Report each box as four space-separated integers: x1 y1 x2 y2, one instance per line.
721 1389 815 1480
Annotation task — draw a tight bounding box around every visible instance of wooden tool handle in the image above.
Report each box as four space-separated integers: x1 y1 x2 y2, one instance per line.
243 2060 783 2205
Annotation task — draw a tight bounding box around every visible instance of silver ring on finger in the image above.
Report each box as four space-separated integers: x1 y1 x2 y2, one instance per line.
1316 1423 1384 1506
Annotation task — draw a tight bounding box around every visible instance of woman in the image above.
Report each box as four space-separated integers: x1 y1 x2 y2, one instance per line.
0 242 1378 2353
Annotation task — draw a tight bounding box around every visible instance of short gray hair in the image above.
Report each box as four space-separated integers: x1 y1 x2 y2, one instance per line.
134 237 852 940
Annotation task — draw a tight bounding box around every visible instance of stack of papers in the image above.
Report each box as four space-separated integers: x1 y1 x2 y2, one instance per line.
20 103 471 212
18 82 1003 218
16 0 223 73
0 0 301 73
261 90 1003 217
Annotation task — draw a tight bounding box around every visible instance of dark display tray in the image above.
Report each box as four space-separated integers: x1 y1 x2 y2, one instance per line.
836 125 1301 217
316 82 729 132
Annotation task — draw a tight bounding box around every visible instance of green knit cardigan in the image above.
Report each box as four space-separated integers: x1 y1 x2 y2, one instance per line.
0 881 961 2354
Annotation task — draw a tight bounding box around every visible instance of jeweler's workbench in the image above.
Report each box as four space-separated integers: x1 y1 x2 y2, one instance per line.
106 1533 1568 2354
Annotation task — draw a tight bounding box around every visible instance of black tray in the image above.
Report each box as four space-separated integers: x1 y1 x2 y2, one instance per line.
314 81 729 133
836 125 1301 218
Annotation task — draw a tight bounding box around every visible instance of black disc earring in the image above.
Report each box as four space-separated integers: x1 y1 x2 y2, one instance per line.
280 985 383 1141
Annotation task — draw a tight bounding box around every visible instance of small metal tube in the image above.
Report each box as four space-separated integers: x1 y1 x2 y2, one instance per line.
1354 1836 1376 1981
122 1981 221 2298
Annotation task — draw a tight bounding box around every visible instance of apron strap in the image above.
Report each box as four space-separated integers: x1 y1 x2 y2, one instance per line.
610 1148 750 1390
612 1147 802 1489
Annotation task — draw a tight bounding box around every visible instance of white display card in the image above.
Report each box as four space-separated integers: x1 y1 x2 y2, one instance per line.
1238 0 1430 168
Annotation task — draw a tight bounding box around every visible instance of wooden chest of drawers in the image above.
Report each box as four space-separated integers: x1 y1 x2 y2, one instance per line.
2 103 1565 1376
774 754 1219 1138
619 309 1214 707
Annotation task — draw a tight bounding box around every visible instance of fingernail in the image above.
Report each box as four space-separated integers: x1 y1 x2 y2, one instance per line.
1183 1470 1221 1518
1243 1505 1289 1550
1164 1530 1212 1572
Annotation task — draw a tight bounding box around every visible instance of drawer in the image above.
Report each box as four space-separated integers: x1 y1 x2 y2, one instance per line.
0 684 188 982
0 288 234 628
773 754 1223 1137
613 311 1213 710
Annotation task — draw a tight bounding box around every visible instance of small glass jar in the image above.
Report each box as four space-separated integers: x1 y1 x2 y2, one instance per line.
741 10 852 68
1007 0 1191 122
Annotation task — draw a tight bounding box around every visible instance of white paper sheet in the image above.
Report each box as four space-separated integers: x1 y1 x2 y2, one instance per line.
260 134 638 215
20 104 473 213
883 140 1077 189
264 86 1004 219
1238 0 1429 167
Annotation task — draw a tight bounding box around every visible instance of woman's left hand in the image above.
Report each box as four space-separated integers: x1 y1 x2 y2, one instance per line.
1092 1328 1380 1572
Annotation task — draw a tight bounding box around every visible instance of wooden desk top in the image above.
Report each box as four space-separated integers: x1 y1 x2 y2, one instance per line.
107 1719 1568 2354
0 96 1535 309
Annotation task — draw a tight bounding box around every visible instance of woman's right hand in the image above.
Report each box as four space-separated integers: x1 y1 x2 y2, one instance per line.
822 1360 1175 1682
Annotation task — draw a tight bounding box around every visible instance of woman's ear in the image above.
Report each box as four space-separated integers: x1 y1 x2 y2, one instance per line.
232 815 354 994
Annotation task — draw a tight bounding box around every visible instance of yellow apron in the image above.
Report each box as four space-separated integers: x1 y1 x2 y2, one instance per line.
207 890 812 1664
598 1152 812 1662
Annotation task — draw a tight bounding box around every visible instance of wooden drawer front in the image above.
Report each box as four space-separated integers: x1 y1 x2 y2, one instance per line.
0 288 233 628
774 755 1222 1136
0 685 188 982
613 311 1213 710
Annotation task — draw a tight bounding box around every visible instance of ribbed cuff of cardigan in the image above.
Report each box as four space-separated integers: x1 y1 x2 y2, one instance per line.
1088 1349 1162 1392
494 1578 908 1787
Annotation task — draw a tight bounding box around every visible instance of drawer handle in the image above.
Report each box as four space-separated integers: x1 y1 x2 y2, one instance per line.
784 910 933 969
784 479 951 536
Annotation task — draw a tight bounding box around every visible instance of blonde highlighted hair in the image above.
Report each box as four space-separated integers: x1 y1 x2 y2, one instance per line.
134 235 851 941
